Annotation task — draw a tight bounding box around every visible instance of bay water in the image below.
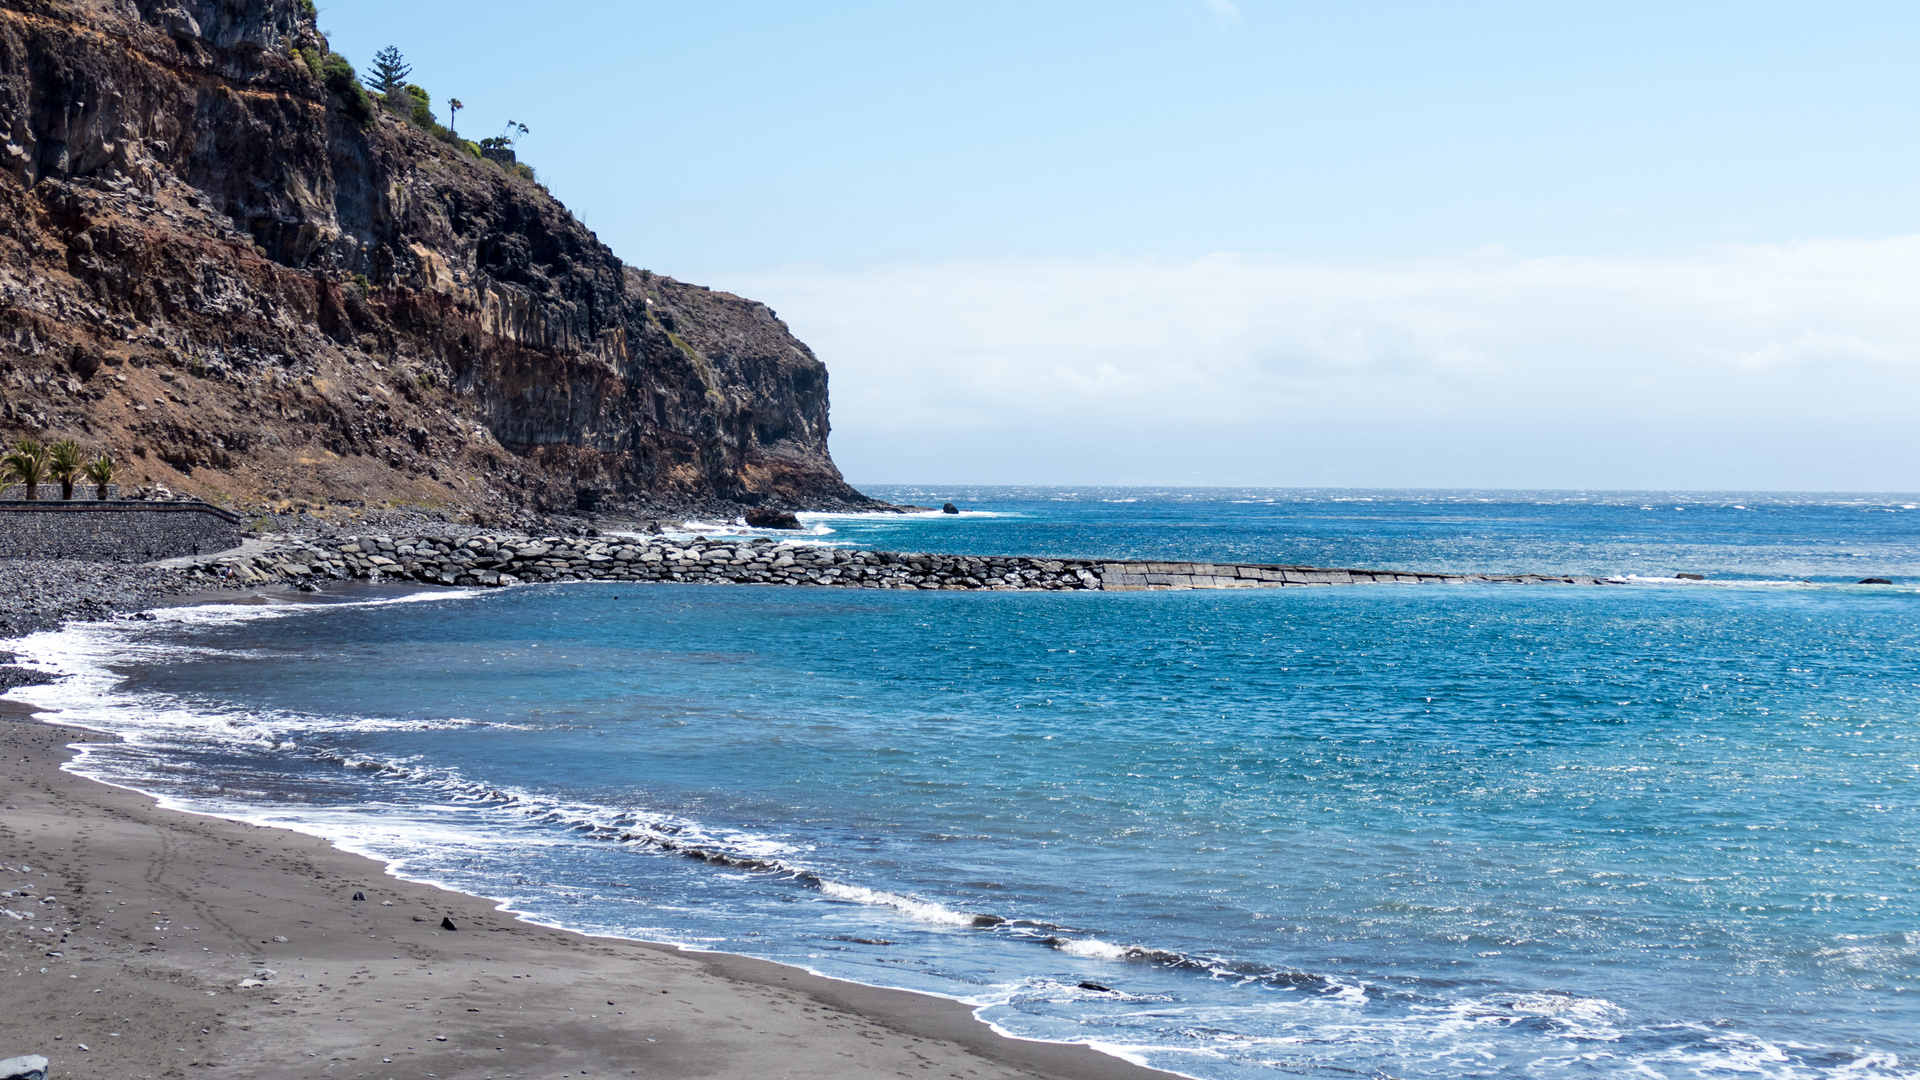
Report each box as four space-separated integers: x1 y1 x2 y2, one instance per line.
10 489 1919 1078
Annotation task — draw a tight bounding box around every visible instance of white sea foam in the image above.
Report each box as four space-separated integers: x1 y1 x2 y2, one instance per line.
6 599 996 949
611 524 849 548
796 509 1016 521
815 882 975 926
1319 977 1368 1008
1052 936 1133 960
1611 574 1833 588
5 595 503 756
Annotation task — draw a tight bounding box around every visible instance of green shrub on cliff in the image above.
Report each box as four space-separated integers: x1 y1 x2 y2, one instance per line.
378 80 467 147
345 83 375 123
404 83 433 124
319 53 355 91
318 55 374 123
424 124 469 150
298 46 324 80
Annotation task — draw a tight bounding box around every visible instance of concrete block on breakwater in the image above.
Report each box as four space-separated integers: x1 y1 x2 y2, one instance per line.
171 531 1620 593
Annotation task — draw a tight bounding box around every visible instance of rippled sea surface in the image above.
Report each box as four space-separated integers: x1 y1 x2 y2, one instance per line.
10 489 1919 1079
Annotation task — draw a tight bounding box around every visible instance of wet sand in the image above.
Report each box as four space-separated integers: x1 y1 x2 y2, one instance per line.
0 703 1177 1080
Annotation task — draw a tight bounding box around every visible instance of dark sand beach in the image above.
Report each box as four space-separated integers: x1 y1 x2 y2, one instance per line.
0 699 1175 1079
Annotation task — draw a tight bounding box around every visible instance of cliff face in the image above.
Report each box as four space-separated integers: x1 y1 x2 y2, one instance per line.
0 0 876 517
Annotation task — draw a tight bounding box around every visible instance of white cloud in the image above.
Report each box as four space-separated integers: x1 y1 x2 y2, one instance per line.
717 239 1920 489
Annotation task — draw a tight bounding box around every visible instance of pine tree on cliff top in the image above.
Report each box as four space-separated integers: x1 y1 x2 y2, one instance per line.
369 46 412 97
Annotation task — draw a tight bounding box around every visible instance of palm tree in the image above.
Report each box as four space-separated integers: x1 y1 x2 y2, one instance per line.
2 439 50 500
82 454 115 500
48 439 83 500
448 98 462 136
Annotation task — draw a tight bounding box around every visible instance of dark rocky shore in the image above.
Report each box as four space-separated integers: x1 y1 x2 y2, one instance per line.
0 558 195 638
0 557 203 693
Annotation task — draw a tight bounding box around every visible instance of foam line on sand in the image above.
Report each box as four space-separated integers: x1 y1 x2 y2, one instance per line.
0 703 1179 1080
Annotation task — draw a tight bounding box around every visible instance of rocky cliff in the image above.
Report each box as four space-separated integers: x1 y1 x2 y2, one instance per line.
0 0 880 520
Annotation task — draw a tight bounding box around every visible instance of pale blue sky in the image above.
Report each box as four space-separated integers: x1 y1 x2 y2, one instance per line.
325 0 1920 268
319 2 1920 488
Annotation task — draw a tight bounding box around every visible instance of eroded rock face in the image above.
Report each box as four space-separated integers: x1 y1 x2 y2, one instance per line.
0 0 877 516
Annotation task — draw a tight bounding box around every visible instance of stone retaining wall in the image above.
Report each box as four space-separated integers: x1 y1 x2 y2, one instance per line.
177 531 1616 592
0 484 121 500
0 502 246 561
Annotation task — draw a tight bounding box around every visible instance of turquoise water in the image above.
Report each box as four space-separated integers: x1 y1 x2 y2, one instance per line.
12 489 1920 1078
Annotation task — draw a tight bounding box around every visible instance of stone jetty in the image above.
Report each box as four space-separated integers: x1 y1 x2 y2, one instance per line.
174 532 1618 592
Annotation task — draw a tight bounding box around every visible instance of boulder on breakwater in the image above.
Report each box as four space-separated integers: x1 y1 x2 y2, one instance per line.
744 507 804 530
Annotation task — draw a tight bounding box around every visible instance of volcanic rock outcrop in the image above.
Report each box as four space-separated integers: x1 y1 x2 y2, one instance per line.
0 0 879 518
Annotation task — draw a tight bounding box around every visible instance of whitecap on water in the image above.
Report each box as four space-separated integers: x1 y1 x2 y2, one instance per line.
815 882 975 926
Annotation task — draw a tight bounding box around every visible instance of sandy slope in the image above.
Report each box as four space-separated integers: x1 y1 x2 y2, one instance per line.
0 704 1174 1080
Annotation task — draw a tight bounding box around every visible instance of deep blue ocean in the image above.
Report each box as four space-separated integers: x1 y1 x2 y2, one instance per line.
11 488 1920 1079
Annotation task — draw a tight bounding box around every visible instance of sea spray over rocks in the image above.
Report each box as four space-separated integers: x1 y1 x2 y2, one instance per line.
172 533 1622 592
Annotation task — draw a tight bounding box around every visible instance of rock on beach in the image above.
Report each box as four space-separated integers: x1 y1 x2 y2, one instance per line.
0 1055 49 1080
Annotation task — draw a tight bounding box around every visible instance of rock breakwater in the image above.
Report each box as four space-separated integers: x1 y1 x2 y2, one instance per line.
176 533 1619 592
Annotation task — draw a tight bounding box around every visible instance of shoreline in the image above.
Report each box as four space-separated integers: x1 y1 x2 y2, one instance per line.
0 696 1184 1079
4 516 1882 1079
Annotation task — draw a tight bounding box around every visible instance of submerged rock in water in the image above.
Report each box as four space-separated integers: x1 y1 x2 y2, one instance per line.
1675 573 1706 580
942 502 960 514
1859 577 1893 585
